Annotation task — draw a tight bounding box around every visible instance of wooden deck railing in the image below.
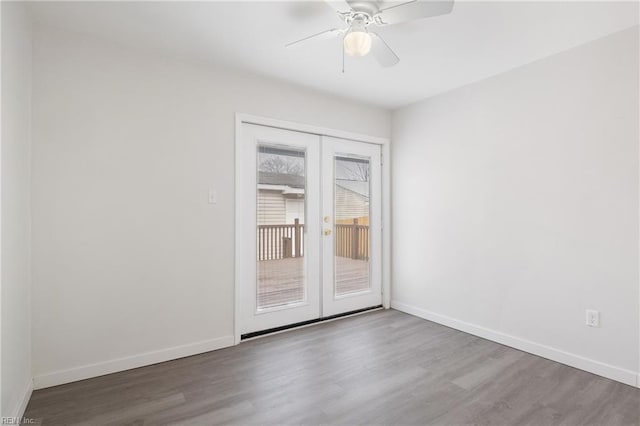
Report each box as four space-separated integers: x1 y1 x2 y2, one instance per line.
257 218 369 261
335 219 370 260
257 218 304 261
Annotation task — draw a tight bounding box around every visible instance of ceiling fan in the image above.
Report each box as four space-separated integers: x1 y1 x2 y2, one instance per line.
286 0 454 69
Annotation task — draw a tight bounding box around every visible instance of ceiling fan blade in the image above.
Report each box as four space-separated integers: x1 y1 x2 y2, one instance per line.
374 0 454 25
370 32 400 67
285 28 343 48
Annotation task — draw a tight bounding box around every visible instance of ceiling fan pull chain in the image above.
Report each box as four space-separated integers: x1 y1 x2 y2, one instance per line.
342 39 345 74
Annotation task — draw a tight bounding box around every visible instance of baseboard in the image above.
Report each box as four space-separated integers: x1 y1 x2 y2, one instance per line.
33 335 235 389
391 300 639 388
7 378 33 420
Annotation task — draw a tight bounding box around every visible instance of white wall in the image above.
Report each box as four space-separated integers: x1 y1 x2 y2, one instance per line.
1 1 33 417
391 27 639 386
31 27 390 388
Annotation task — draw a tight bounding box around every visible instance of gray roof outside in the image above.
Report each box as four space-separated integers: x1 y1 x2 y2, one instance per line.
258 172 369 199
258 172 305 189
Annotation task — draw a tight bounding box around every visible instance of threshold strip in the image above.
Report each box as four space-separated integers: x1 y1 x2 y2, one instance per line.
241 305 383 340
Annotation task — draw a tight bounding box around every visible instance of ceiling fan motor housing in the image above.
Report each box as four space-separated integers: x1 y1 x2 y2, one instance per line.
346 1 382 18
346 13 371 30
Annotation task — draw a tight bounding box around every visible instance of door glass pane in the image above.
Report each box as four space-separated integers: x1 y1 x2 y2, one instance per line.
334 156 370 296
257 146 306 309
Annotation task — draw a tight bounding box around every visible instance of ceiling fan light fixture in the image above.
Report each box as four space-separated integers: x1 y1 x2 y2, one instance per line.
343 27 372 57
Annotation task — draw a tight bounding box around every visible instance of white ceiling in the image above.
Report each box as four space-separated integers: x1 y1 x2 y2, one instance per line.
29 1 639 109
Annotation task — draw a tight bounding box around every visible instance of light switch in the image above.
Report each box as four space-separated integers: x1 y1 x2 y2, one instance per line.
585 309 600 327
208 190 218 204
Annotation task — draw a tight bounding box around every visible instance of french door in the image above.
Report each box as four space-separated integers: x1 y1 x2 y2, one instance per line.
238 123 382 335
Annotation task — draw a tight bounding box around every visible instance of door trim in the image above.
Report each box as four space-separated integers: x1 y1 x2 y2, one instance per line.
234 113 391 344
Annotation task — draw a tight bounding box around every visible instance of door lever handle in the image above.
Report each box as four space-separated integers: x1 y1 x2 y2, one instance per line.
324 229 332 236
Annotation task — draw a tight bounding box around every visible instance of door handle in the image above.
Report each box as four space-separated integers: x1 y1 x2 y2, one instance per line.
324 229 332 236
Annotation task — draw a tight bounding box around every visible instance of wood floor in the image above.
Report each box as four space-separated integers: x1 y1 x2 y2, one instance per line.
25 309 640 425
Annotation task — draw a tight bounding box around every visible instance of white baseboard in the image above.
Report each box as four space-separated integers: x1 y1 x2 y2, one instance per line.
33 335 235 389
391 300 639 388
7 378 33 420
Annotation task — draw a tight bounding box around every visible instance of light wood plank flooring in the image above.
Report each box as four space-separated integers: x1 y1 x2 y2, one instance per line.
25 309 640 425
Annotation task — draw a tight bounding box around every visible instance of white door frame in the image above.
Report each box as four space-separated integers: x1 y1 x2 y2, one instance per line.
234 113 391 344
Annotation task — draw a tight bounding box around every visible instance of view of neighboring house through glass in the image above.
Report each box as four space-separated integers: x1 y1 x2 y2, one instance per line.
256 145 306 309
255 146 372 309
334 156 371 296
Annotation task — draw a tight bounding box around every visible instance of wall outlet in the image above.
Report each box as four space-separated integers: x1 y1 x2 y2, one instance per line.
585 309 600 327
